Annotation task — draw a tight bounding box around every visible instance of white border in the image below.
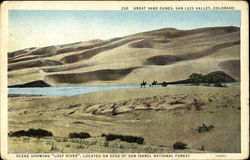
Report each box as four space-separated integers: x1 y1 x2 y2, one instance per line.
0 1 249 160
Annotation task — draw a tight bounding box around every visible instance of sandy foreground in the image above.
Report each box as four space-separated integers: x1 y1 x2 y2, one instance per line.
8 86 240 153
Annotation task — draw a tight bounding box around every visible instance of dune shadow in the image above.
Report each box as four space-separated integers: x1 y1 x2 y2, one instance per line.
45 67 139 84
145 41 240 65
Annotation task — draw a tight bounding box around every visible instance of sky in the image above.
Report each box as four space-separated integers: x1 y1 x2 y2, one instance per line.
8 10 240 52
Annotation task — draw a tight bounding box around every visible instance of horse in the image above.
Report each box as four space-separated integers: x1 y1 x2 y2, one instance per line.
162 81 168 87
151 80 157 87
141 81 147 88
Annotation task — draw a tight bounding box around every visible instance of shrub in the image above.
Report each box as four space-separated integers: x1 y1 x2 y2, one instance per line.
189 73 204 83
9 129 53 138
101 141 109 147
50 144 59 152
173 141 187 150
189 71 235 84
117 144 125 149
9 130 26 137
195 105 202 111
64 144 71 148
84 140 97 145
75 144 85 149
205 71 234 83
169 100 184 105
104 134 144 144
196 124 215 133
69 132 90 139
214 82 224 87
101 133 106 137
200 145 205 151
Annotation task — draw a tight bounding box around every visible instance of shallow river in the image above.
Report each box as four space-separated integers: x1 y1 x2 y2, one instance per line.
8 82 239 96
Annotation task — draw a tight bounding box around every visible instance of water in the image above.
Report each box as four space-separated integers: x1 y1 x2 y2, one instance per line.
8 84 139 96
8 82 240 97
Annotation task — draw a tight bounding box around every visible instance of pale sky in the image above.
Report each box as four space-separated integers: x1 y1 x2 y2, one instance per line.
9 10 240 52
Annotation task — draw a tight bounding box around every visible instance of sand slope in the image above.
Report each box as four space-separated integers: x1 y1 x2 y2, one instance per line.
8 26 240 86
8 86 240 153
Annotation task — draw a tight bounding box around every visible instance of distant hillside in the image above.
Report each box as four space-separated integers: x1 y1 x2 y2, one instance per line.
8 26 240 87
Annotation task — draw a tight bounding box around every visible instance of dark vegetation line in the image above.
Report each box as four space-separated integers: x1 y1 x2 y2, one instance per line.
69 132 90 139
8 70 235 88
101 133 144 145
8 129 196 150
9 129 53 138
167 71 236 85
142 71 236 88
8 94 44 97
8 129 145 145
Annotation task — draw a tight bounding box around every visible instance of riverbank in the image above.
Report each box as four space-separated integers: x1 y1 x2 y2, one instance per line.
8 86 240 153
8 82 239 97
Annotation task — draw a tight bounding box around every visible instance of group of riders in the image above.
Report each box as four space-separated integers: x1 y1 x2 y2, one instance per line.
140 80 168 88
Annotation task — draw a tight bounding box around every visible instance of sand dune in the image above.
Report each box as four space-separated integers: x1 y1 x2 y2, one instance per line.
129 39 154 48
8 59 62 71
146 41 240 65
8 47 37 59
45 67 139 85
8 46 59 64
7 26 242 154
135 26 239 37
60 37 142 64
219 60 240 81
8 26 240 86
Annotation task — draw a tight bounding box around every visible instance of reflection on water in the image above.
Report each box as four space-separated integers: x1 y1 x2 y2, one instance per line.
8 82 240 97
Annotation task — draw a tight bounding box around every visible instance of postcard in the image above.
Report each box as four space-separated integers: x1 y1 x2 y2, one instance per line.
0 1 249 159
